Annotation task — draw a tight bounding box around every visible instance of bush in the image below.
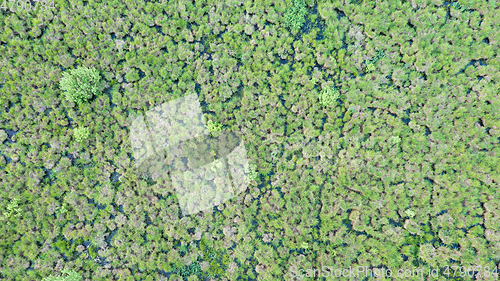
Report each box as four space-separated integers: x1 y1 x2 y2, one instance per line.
244 164 259 184
42 269 82 281
206 119 223 134
405 208 416 218
59 67 101 105
319 86 339 106
284 0 307 32
390 135 401 145
0 198 22 226
125 68 141 83
365 50 385 72
73 127 90 142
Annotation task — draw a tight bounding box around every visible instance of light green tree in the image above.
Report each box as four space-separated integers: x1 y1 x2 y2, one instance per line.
390 135 401 145
206 119 223 134
0 198 22 226
319 86 339 107
73 127 90 142
42 269 82 281
405 208 416 218
284 0 307 32
59 66 101 105
244 164 259 184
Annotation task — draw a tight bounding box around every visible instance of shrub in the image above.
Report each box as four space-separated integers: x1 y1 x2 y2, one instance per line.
365 50 385 72
319 86 339 106
390 135 401 145
125 68 141 83
365 61 376 72
206 119 223 134
244 164 259 184
0 198 22 226
59 67 101 105
284 0 307 32
405 208 416 218
73 127 90 142
42 269 82 281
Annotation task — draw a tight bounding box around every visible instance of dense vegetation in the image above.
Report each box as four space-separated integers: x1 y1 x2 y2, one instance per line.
1 0 499 280
59 67 101 105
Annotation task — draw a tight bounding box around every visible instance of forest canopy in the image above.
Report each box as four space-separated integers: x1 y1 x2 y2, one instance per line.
0 0 499 280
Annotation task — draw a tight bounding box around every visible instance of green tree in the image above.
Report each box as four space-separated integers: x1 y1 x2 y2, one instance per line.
284 0 307 32
0 198 22 226
206 119 223 134
59 67 101 105
73 127 90 142
42 269 82 281
125 68 141 83
319 86 339 106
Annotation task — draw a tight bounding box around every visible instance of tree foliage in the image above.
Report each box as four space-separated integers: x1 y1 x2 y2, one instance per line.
284 0 308 32
41 269 82 281
72 127 90 142
0 198 22 226
1 0 499 280
319 86 339 106
59 67 101 105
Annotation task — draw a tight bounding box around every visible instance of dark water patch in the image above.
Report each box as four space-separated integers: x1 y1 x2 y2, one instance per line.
88 198 107 210
63 151 76 166
424 177 434 185
105 86 117 109
5 129 17 143
125 34 134 42
156 269 172 278
44 108 53 116
1 154 12 165
145 212 152 226
455 59 487 76
435 210 447 216
407 21 416 30
65 112 74 129
401 117 410 125
425 126 431 136
141 233 149 245
477 118 484 127
42 167 55 185
127 153 134 162
388 217 403 227
68 47 77 59
111 172 121 183
342 218 353 230
138 69 146 79
154 25 165 35
482 38 489 44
